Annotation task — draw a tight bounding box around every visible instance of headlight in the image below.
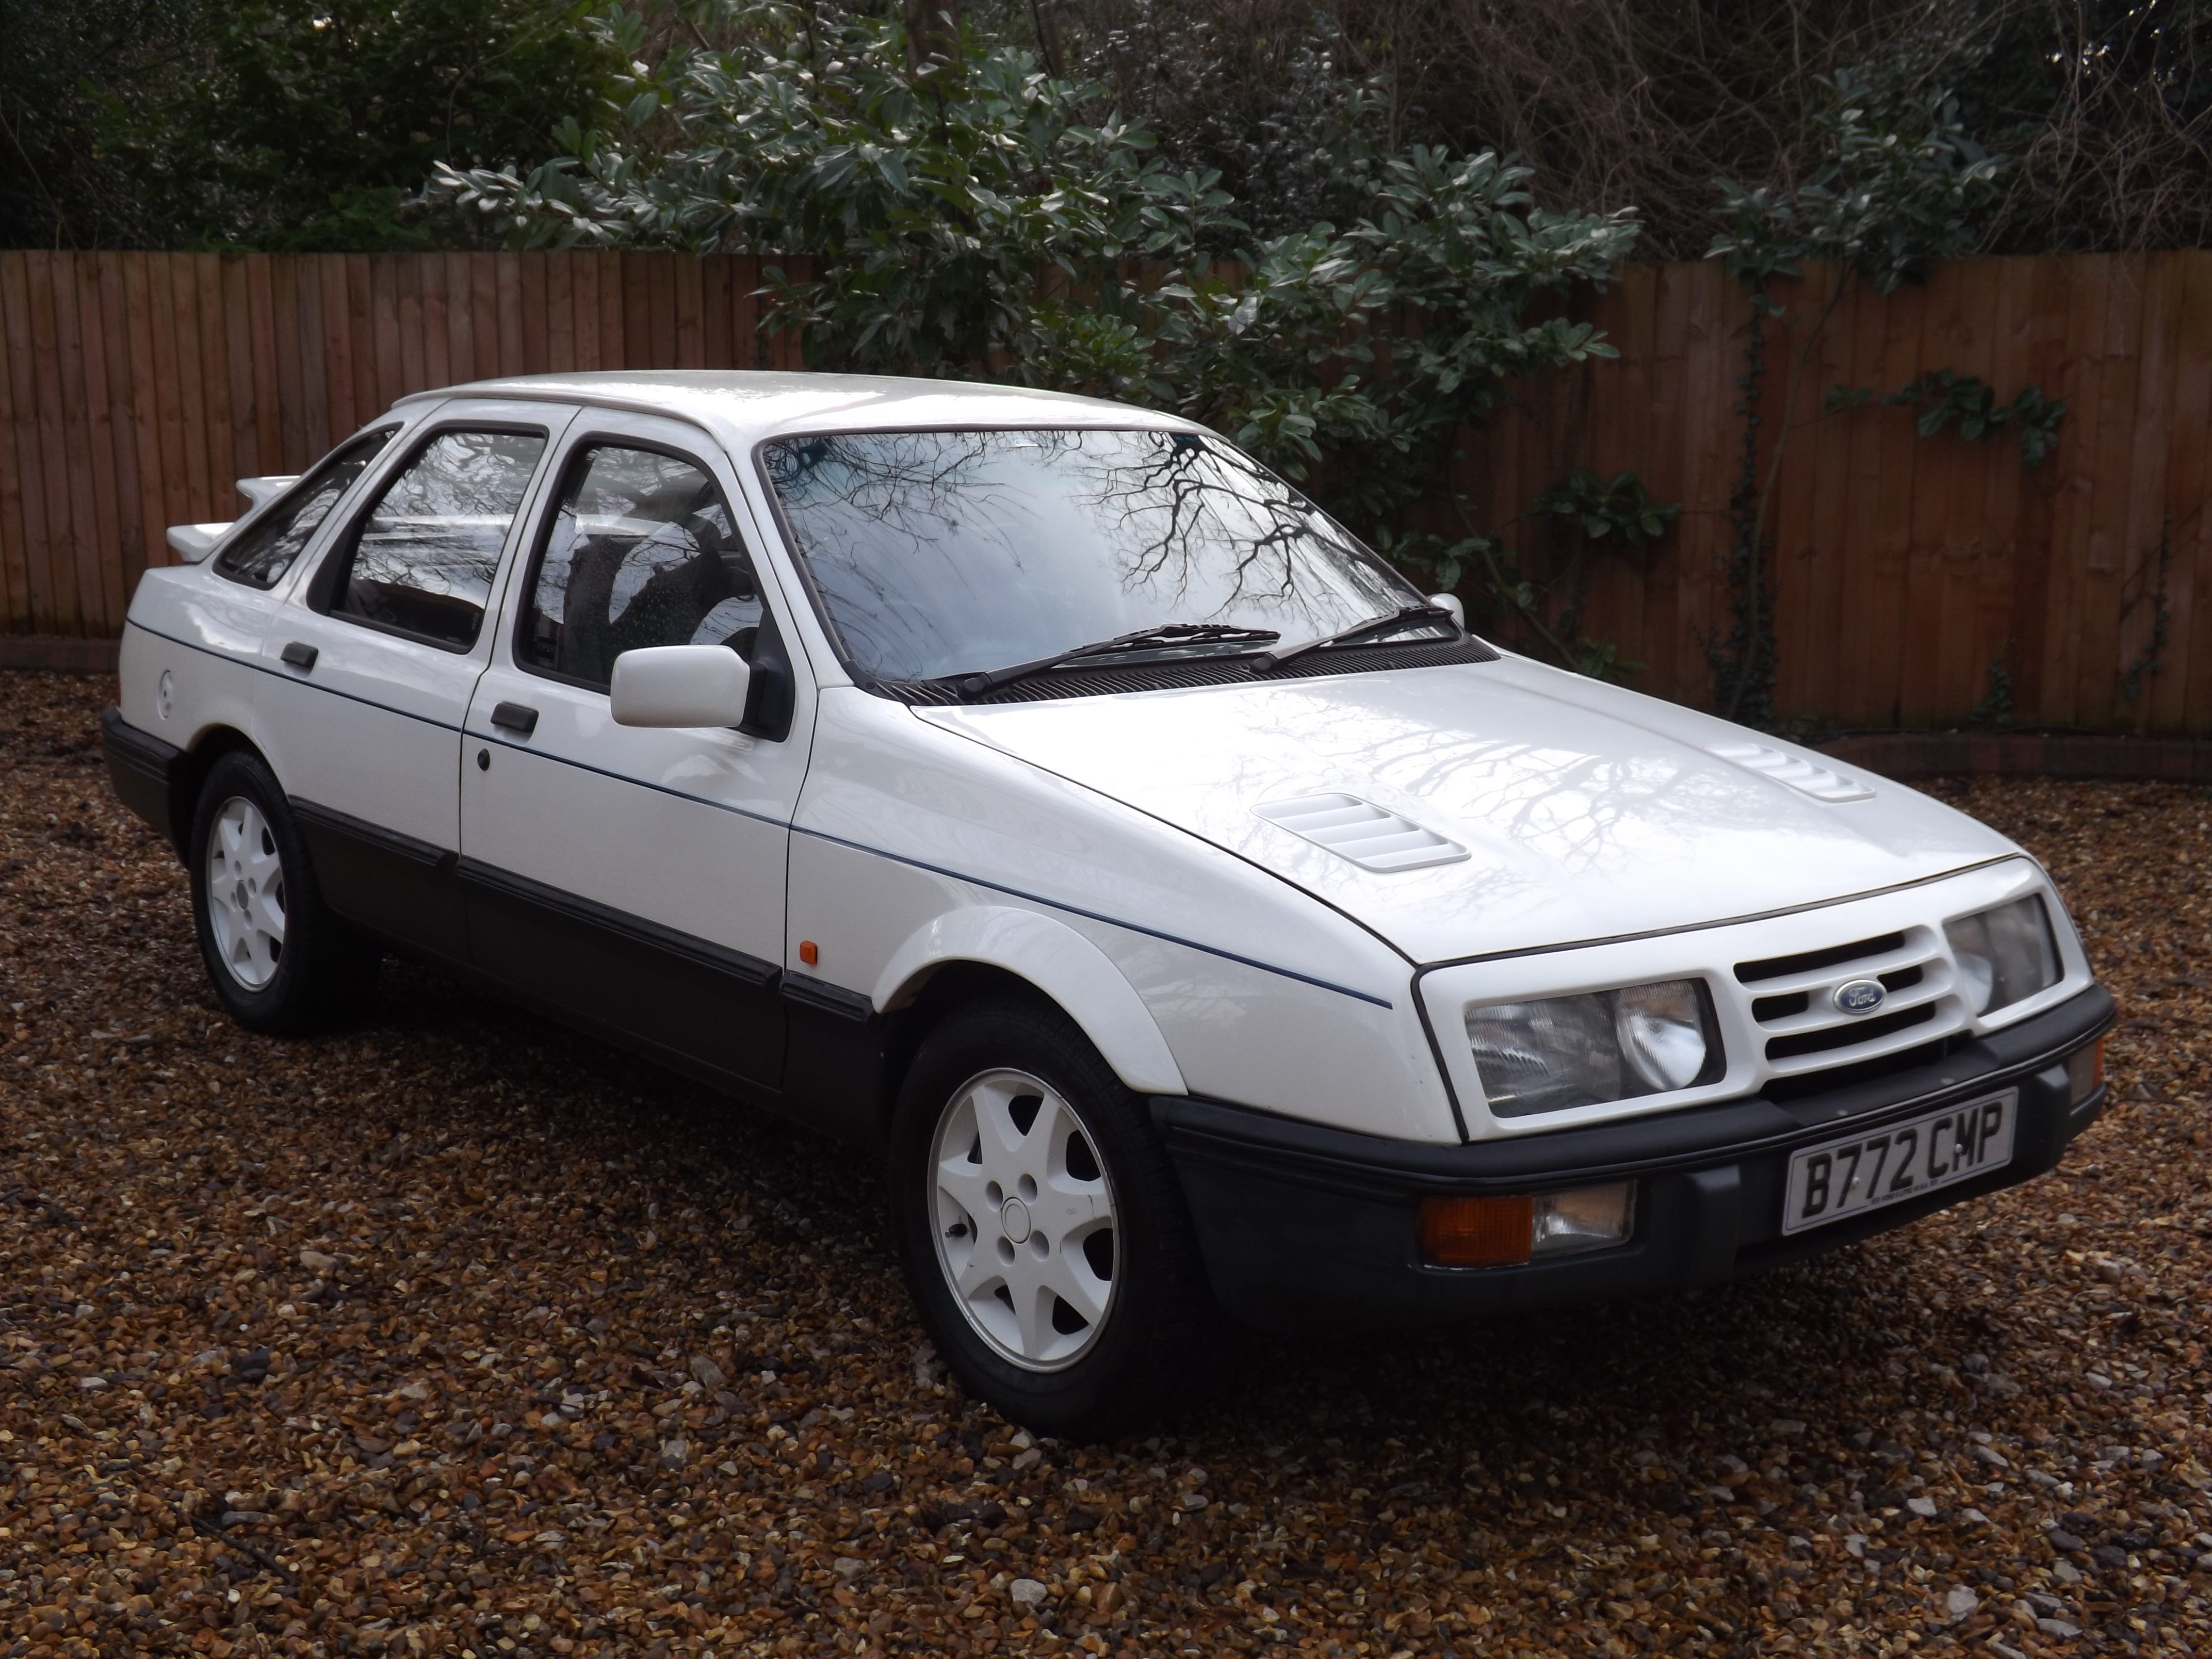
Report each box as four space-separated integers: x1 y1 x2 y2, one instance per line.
1465 978 1720 1117
1944 895 2061 1016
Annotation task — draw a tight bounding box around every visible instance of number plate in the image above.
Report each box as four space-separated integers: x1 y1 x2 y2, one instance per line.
1782 1089 2019 1235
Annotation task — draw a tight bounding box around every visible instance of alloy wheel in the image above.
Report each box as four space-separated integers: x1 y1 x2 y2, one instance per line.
927 1068 1119 1371
205 795 287 989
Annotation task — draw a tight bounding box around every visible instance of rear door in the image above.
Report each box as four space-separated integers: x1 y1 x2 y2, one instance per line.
257 399 575 966
457 412 814 1095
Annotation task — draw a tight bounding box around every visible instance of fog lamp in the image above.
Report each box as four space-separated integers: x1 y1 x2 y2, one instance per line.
2067 1036 2104 1106
1418 1183 1636 1268
1534 1182 1636 1255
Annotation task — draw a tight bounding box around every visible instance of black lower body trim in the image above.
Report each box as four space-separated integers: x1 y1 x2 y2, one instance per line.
1156 985 2113 1331
292 797 470 966
456 854 788 1098
781 970 873 1020
102 707 184 852
454 856 778 988
292 798 453 872
276 811 887 1142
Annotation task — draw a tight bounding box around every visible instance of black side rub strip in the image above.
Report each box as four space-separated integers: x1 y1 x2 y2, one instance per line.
452 856 779 988
291 799 456 873
780 972 874 1021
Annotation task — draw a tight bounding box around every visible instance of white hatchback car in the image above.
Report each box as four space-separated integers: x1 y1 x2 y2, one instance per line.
105 372 2111 1434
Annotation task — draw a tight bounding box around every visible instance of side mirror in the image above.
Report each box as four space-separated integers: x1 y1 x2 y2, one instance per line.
1427 593 1466 630
610 645 752 728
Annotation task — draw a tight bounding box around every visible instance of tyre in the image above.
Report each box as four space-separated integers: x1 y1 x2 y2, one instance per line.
889 997 1222 1437
188 749 378 1034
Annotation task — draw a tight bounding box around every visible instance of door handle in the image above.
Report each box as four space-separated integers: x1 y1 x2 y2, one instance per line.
280 641 318 672
489 702 540 737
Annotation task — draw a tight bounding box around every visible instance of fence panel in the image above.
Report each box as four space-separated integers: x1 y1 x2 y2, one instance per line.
5 248 2212 733
0 251 803 642
1468 251 2212 731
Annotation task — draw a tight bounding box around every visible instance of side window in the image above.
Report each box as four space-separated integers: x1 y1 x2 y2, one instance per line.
330 429 547 649
521 444 761 689
214 429 394 589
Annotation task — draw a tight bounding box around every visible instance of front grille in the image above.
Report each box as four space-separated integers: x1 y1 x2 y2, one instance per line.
1761 1033 1969 1101
1734 923 1966 1079
1766 1002 1936 1060
1737 931 1906 984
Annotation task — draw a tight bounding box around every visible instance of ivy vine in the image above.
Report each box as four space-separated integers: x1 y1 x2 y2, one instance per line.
1703 67 2009 726
1824 370 2067 468
1381 468 1679 681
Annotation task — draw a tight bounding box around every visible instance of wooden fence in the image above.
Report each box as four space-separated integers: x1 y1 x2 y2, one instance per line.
0 252 800 647
4 248 2211 733
1462 252 2212 733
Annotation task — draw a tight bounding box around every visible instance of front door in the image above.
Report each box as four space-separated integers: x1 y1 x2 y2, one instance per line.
458 414 814 1097
257 400 573 966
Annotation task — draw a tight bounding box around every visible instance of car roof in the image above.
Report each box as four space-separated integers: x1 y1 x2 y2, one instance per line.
393 370 1203 446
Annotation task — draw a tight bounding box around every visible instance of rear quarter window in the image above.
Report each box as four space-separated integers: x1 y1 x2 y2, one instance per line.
213 429 396 589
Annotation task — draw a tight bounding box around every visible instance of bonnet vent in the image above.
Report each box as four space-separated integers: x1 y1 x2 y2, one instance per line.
1253 793 1468 872
1705 741 1875 803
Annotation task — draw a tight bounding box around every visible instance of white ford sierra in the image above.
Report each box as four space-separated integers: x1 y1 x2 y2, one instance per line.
105 372 2111 1435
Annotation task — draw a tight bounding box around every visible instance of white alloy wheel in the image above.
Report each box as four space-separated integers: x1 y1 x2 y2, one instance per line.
204 795 287 989
928 1068 1119 1372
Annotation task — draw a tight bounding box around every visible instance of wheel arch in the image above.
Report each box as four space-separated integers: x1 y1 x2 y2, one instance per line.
169 724 264 858
873 907 1186 1100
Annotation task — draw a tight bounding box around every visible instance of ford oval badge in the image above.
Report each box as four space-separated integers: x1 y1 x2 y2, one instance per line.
1833 978 1886 1015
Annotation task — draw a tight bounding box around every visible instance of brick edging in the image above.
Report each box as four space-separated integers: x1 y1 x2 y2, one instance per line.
1 635 120 674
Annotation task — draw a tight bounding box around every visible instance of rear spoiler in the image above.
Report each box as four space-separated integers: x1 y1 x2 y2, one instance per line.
237 474 297 508
166 524 230 562
165 474 300 563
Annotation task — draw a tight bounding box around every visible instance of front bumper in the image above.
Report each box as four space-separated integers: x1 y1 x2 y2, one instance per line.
1156 983 2112 1331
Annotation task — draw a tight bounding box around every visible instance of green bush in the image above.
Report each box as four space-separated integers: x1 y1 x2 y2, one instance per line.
1 0 625 251
436 1 1638 541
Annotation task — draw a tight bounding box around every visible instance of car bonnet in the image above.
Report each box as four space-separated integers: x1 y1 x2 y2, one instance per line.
912 655 2020 966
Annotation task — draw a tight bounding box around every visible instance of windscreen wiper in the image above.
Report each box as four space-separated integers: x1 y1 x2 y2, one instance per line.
1254 603 1459 672
944 622 1282 698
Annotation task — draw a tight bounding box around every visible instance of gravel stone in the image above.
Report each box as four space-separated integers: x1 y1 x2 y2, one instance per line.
4 677 2210 1657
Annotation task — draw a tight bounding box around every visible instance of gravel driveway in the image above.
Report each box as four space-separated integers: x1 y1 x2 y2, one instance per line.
3 670 2207 1659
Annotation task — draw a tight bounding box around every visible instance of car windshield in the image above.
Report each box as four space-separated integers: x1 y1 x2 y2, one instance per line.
760 427 1429 683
